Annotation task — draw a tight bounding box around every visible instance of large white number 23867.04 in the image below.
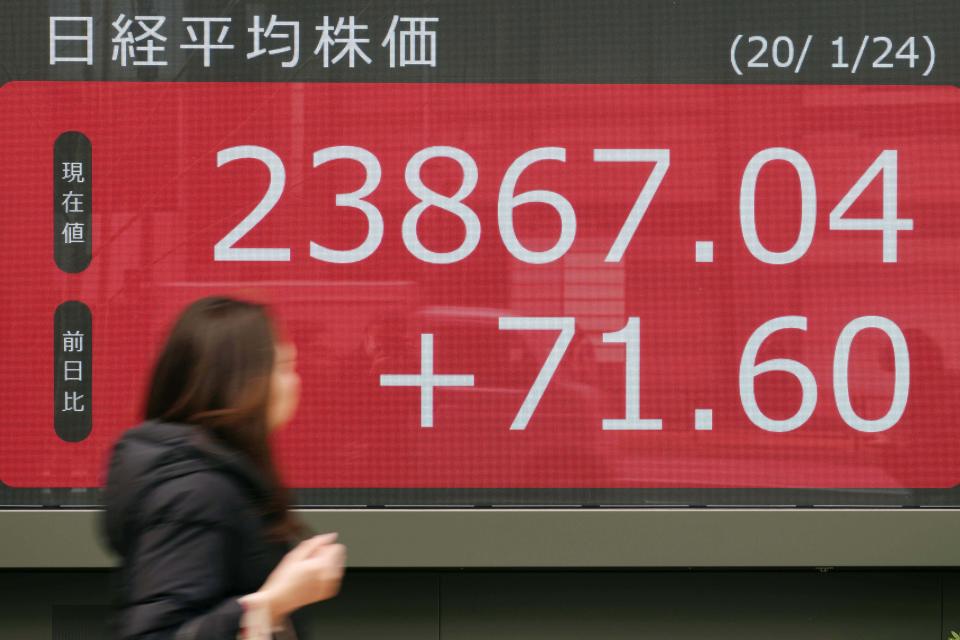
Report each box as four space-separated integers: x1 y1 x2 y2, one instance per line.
216 145 911 265
214 145 669 264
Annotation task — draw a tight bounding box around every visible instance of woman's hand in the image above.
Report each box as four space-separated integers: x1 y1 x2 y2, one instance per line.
242 533 346 624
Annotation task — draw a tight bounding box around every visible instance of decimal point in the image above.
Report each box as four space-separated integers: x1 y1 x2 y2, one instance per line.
695 241 714 263
695 408 713 431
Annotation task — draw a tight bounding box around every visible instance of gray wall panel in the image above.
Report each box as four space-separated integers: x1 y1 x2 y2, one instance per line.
3 509 960 569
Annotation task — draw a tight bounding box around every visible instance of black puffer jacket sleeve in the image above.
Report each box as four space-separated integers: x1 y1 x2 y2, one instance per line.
121 474 247 640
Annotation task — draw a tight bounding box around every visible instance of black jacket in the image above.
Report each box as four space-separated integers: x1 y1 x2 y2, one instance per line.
101 420 309 639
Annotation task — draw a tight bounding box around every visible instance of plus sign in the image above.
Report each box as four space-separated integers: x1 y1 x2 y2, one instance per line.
379 333 475 428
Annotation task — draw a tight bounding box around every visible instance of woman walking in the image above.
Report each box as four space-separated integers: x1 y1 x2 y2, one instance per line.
102 296 345 639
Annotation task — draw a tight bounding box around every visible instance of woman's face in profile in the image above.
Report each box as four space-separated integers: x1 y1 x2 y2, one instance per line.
268 341 301 431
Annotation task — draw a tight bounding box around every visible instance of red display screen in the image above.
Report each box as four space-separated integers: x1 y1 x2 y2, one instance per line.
2 81 958 497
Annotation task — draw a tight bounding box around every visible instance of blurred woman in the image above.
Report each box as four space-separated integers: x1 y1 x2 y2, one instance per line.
102 296 345 639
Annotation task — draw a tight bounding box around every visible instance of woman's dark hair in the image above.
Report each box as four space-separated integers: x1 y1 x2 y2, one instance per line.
144 296 305 542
